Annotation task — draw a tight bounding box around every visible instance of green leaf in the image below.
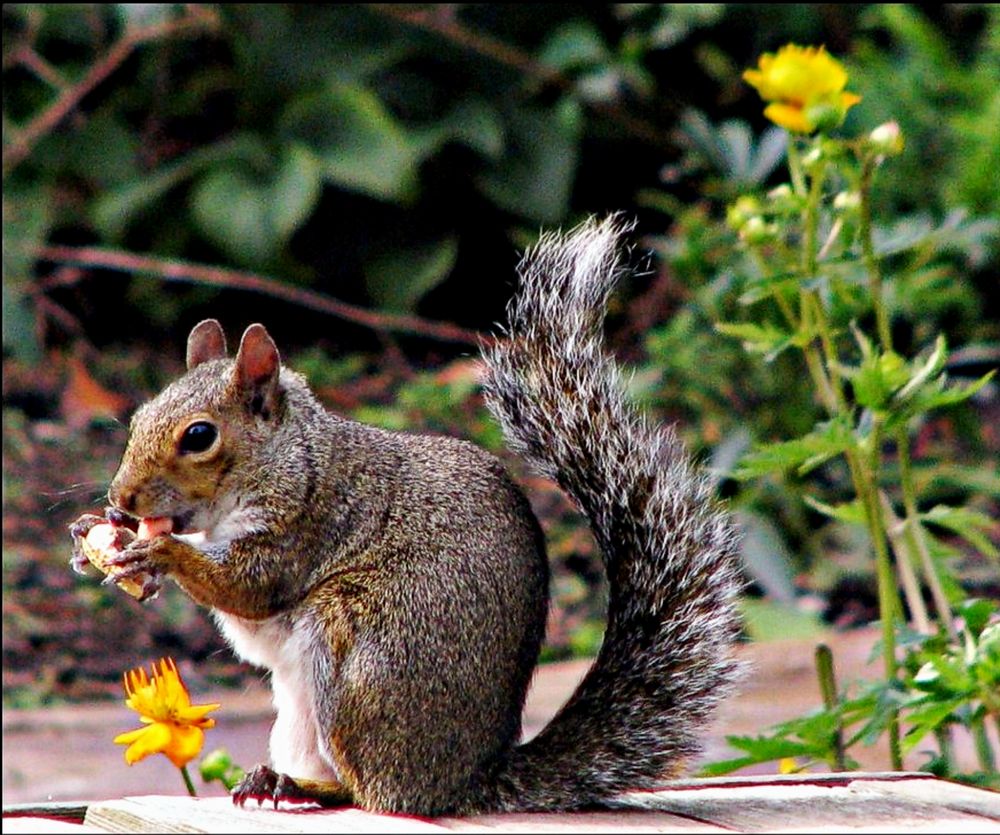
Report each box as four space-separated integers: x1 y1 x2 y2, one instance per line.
842 341 909 411
722 733 817 759
365 237 458 312
714 321 794 360
749 126 788 185
477 99 581 224
538 21 609 71
280 85 420 203
921 506 1000 559
190 167 274 267
873 215 936 256
911 654 974 698
904 370 995 419
187 143 323 266
733 418 854 479
2 185 52 362
854 682 908 746
45 111 141 188
92 135 272 239
895 335 948 403
409 99 504 161
352 405 409 432
267 144 323 241
738 272 799 306
803 496 867 525
901 697 965 752
930 465 1000 499
956 599 999 637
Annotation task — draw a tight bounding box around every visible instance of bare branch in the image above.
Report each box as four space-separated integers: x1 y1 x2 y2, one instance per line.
32 244 485 347
371 4 675 152
3 6 218 178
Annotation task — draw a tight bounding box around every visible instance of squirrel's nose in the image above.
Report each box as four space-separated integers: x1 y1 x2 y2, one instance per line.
108 481 136 514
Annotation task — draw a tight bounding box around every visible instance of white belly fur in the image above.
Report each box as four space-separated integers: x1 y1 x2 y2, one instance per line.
214 611 338 782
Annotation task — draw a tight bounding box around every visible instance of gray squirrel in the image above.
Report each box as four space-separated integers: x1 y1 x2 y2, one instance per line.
70 216 742 815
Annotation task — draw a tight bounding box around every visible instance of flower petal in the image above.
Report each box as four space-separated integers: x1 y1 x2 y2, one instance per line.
763 102 812 133
177 702 221 726
114 722 173 765
161 724 205 769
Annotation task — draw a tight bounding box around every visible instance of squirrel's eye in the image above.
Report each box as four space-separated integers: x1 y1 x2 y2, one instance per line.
179 421 217 454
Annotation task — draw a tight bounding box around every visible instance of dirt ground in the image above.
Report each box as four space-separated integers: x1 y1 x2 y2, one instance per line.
3 625 991 807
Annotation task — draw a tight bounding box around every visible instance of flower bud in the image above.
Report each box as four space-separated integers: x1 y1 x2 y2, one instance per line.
869 121 904 156
766 183 802 213
803 95 846 134
739 216 778 245
833 190 860 211
199 748 233 781
801 146 824 171
726 195 762 230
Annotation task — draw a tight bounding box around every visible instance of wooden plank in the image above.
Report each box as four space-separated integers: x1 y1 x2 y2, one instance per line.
438 809 727 832
851 778 1000 821
69 775 1000 834
83 796 453 834
1 819 107 834
613 775 1000 833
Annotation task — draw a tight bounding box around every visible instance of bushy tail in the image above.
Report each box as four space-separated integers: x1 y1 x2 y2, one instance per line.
478 216 743 812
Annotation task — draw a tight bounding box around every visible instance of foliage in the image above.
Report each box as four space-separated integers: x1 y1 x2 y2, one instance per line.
688 42 999 783
710 600 1000 789
849 5 1000 218
4 5 997 358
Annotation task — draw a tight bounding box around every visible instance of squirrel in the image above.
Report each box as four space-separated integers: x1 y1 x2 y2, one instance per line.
70 216 742 816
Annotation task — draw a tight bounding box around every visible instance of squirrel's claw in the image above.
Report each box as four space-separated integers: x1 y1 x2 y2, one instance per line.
69 542 91 575
232 765 310 809
103 540 157 573
105 506 139 531
69 513 105 542
69 513 105 574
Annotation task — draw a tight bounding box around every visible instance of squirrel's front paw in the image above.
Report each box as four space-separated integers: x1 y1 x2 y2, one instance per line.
69 513 108 574
232 765 310 809
101 539 166 601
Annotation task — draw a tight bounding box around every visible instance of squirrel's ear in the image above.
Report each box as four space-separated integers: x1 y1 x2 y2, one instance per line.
187 319 228 369
232 324 280 418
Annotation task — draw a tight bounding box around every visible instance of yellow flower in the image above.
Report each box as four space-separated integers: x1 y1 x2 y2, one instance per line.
744 44 861 133
778 757 802 774
114 658 220 769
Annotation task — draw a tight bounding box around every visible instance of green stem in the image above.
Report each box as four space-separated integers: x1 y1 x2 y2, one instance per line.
894 426 956 639
857 157 950 640
815 644 847 771
786 136 808 197
859 157 892 349
852 150 910 770
879 490 932 634
972 717 998 775
180 764 197 798
934 726 957 776
851 446 903 770
802 166 825 279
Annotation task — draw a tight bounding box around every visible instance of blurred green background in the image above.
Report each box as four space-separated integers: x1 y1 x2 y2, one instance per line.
3 4 997 704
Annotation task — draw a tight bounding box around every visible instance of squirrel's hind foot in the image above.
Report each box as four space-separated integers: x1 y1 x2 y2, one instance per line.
232 764 352 810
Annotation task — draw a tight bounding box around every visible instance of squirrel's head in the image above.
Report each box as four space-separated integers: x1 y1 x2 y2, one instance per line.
108 319 286 535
